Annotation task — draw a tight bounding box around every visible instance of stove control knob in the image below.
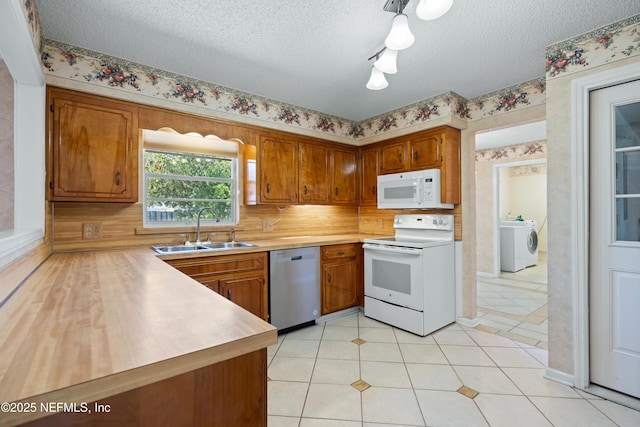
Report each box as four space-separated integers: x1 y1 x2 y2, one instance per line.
432 219 438 225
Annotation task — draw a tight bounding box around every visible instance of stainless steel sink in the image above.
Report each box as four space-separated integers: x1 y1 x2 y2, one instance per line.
202 242 256 249
152 244 211 254
152 242 256 254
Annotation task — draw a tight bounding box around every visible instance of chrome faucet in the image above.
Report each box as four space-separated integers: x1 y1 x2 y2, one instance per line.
195 207 217 244
230 227 235 243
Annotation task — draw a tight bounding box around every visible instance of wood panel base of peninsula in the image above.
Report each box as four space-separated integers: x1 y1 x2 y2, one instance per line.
21 349 267 427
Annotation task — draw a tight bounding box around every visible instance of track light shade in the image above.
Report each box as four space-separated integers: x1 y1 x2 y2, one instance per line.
374 48 398 74
384 13 414 50
366 67 389 90
416 0 453 21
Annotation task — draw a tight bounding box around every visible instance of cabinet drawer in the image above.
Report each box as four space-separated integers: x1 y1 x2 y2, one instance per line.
167 253 266 278
322 244 358 261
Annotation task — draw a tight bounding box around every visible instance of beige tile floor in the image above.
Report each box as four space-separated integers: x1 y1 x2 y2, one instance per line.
267 312 640 426
477 253 548 348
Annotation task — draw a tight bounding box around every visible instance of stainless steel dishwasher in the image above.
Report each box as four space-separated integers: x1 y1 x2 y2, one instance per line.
270 246 320 332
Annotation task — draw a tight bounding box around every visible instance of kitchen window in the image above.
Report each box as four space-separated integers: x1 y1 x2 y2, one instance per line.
142 129 240 227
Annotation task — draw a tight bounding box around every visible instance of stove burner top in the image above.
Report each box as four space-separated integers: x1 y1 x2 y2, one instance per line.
363 214 455 249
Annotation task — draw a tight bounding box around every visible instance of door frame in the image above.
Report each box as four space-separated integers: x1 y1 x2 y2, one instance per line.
569 61 640 390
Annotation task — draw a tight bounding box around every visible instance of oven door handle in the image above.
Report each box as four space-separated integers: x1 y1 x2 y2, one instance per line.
363 243 423 255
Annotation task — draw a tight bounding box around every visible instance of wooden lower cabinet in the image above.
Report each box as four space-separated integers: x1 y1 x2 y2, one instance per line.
23 349 268 427
320 244 363 315
167 252 268 321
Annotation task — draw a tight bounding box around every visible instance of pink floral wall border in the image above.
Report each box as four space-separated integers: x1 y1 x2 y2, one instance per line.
37 10 640 143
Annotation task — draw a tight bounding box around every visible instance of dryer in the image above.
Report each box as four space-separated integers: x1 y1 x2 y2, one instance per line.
524 220 539 267
499 220 539 272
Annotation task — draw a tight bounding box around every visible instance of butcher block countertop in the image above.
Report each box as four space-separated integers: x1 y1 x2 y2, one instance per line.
0 234 376 425
0 247 277 426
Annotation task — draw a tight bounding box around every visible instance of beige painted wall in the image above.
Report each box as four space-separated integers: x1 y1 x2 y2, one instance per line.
0 60 14 232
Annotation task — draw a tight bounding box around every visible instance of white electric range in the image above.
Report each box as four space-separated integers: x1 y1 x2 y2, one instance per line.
363 214 455 336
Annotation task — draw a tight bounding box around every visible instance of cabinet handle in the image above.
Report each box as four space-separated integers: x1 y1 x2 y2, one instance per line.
304 185 308 195
266 183 271 193
413 152 418 161
115 171 121 186
327 273 332 283
335 187 339 196
371 186 376 195
227 289 232 300
398 153 403 163
337 251 345 256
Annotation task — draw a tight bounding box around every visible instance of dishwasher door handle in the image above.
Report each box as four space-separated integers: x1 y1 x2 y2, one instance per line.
291 255 303 261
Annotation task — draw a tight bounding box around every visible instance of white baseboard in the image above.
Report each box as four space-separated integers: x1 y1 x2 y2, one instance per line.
456 317 480 328
544 368 575 387
477 271 498 278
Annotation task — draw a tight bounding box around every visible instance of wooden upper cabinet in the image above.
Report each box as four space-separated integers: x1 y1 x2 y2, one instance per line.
360 146 379 205
331 147 358 204
47 87 138 202
299 141 330 204
409 130 442 170
379 141 408 174
440 126 462 204
257 132 298 204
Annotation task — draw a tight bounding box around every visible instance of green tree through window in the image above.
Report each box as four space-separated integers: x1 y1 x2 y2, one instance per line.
143 149 236 225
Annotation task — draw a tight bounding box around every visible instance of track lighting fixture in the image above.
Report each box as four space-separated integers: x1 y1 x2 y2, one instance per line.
366 0 453 90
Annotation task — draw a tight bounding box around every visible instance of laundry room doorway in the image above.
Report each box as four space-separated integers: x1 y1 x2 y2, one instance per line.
474 122 549 348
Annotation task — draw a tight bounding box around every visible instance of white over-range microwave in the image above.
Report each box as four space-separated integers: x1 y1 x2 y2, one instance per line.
377 168 453 209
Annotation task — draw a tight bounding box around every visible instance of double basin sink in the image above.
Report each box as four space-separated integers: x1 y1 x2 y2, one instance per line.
152 241 255 254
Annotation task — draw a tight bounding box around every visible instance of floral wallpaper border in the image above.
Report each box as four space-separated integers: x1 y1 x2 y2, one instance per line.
42 38 547 143
475 140 547 163
546 14 640 79
28 0 640 143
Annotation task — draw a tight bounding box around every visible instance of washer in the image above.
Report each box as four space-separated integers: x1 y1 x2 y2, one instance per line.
524 220 539 267
500 222 526 272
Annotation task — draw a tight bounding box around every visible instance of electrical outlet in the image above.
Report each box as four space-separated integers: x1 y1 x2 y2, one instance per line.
263 219 274 232
377 218 384 229
82 223 102 239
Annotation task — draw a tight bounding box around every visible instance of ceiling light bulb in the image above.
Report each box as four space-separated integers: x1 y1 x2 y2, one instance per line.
384 13 415 50
416 0 453 21
366 67 388 90
374 48 398 74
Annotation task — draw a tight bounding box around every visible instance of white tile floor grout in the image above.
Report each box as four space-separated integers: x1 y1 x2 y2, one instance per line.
476 253 549 348
267 312 640 426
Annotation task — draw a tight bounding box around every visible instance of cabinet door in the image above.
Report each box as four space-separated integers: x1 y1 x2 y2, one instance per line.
360 147 379 205
440 127 462 204
258 134 298 204
322 261 358 315
379 142 408 174
299 141 330 204
331 147 358 204
219 275 267 320
410 131 441 170
49 89 138 202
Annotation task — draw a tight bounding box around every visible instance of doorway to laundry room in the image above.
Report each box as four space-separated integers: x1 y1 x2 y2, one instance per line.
474 121 548 349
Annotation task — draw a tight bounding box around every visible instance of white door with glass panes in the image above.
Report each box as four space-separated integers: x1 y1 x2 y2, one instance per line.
589 79 640 398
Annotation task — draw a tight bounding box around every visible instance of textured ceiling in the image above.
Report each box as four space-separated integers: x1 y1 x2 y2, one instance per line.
35 0 640 121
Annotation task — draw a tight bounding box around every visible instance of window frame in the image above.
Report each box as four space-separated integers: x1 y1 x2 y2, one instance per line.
141 130 241 229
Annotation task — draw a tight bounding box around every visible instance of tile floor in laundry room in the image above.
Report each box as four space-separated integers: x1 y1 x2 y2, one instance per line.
266 310 640 426
476 252 549 349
